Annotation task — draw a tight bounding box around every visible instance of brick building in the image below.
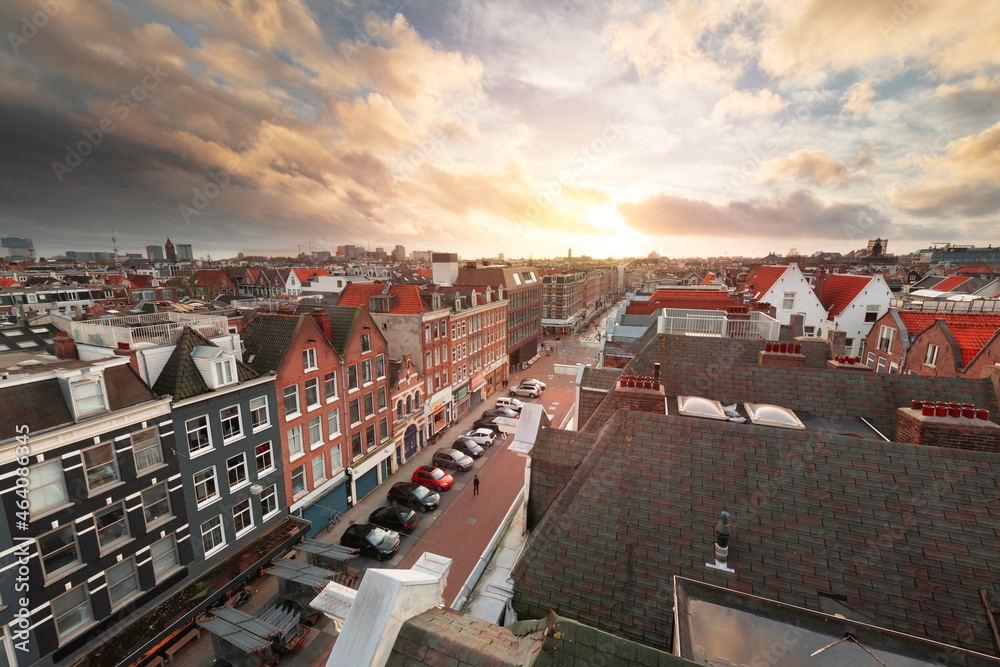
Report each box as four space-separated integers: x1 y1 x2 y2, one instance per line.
456 265 541 368
864 309 1000 376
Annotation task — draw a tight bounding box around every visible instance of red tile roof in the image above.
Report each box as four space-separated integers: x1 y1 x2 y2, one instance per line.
0 278 19 287
819 274 872 317
932 276 970 292
338 282 427 314
950 322 1000 366
896 312 1000 365
957 266 993 274
127 274 156 288
701 272 715 284
741 265 788 300
293 269 332 282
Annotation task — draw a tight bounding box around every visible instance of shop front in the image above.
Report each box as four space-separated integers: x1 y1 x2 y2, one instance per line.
425 387 453 440
470 371 486 409
453 380 470 418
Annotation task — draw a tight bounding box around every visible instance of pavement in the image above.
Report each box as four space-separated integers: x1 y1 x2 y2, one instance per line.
171 328 602 667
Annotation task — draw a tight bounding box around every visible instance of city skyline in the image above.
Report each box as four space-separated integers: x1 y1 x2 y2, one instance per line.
1 1 998 261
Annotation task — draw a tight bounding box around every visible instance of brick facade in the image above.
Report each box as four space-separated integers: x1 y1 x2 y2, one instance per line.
759 350 806 367
896 407 999 452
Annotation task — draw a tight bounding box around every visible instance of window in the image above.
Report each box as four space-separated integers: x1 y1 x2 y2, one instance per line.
312 453 327 485
291 465 307 497
214 360 234 386
194 467 219 505
347 364 358 390
255 442 274 474
376 355 385 378
250 396 269 430
327 408 341 437
397 400 403 419
227 453 248 489
363 392 374 417
425 351 432 369
106 558 140 607
329 443 343 473
142 483 172 526
379 416 389 441
362 359 372 384
288 425 304 457
233 499 254 535
150 535 180 582
283 385 300 415
866 352 876 367
425 324 431 342
877 325 895 353
324 371 337 401
378 387 387 411
38 525 80 578
349 399 361 424
921 343 939 367
309 416 323 447
360 333 371 353
82 442 119 492
865 305 880 323
94 502 129 550
220 405 242 442
782 292 795 310
131 427 163 472
260 484 278 518
28 460 68 516
844 338 854 351
889 362 899 373
366 424 376 447
414 391 420 408
201 515 225 555
876 357 887 373
300 379 319 411
186 415 212 454
51 585 93 641
303 347 318 371
351 432 363 459
71 379 105 417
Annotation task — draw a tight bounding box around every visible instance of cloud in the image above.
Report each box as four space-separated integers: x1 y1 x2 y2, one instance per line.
840 81 877 121
712 89 788 120
935 74 1000 116
895 120 1000 216
618 190 889 240
757 150 849 185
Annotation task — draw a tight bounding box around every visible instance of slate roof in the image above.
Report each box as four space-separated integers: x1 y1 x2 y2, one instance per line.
512 410 1000 654
152 327 258 400
579 368 620 392
819 274 873 317
105 363 159 409
740 265 788 300
239 313 305 375
325 306 361 355
0 378 72 442
0 323 60 354
338 282 428 314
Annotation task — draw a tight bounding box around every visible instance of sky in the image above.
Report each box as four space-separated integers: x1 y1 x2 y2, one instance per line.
1 0 998 261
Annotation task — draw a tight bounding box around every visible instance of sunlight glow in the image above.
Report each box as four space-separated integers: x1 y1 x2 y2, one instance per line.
586 206 626 233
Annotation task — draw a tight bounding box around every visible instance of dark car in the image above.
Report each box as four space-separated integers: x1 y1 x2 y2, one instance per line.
340 523 400 561
387 482 440 512
453 437 485 459
368 505 420 534
472 418 502 434
432 448 474 472
412 464 454 492
482 407 518 420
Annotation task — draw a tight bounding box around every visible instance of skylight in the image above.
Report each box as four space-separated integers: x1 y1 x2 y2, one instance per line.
676 396 727 420
744 403 805 430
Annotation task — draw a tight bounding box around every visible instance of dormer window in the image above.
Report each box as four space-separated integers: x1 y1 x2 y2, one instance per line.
214 360 234 386
71 378 107 418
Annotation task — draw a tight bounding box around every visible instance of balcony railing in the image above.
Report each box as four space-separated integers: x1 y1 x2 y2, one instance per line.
890 297 1000 313
656 308 780 341
70 312 229 349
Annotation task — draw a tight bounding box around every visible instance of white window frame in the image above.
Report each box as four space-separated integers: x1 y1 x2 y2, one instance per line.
877 325 895 353
324 371 338 402
249 396 270 431
141 482 172 528
233 499 254 537
312 453 327 485
51 584 94 643
283 384 300 417
220 405 243 443
255 441 275 475
131 427 163 473
70 378 106 418
150 535 180 583
28 460 69 517
309 416 323 449
186 415 213 455
925 344 939 367
327 408 341 438
305 378 320 410
876 358 887 373
291 465 307 498
361 359 372 385
866 351 876 367
106 558 141 608
94 501 130 552
260 484 279 519
329 442 343 474
376 354 385 379
38 524 81 580
214 359 235 386
288 424 304 459
194 467 219 506
226 453 248 491
82 442 120 493
303 347 318 371
201 515 226 557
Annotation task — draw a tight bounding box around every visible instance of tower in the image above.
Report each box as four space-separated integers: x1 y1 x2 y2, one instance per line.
164 238 177 263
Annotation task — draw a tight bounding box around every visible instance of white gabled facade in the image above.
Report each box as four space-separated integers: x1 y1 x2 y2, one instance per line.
822 274 893 357
745 265 827 332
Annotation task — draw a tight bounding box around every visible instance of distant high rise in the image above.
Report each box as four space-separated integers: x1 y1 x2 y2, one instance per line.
164 238 178 262
1 237 36 262
177 243 194 261
394 245 405 261
145 245 164 261
568 248 572 258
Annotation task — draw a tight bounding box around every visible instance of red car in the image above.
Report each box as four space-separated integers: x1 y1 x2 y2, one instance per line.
411 465 454 492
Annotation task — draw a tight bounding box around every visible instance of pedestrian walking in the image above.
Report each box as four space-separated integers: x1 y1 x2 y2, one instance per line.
473 475 480 496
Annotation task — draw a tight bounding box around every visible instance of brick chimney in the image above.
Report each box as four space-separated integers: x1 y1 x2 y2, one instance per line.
814 267 826 303
827 329 847 358
53 331 78 360
113 343 141 375
312 308 332 341
789 313 804 338
759 342 806 367
614 374 666 414
896 405 999 452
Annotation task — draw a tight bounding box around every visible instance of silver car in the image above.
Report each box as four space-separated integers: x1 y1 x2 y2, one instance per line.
432 448 474 472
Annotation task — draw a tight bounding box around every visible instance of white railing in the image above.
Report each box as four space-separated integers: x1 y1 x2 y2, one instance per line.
890 298 1000 313
656 309 780 341
70 312 229 349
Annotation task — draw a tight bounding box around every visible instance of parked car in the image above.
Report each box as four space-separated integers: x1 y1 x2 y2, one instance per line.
510 383 542 398
452 437 485 459
472 418 502 435
368 505 420 534
463 428 497 447
340 523 400 561
432 448 474 472
522 378 547 392
482 407 518 420
412 465 454 492
495 396 524 412
387 482 440 512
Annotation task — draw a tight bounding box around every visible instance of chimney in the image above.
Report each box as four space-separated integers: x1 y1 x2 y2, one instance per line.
827 329 847 358
789 313 804 338
614 373 666 414
53 331 78 360
759 342 806 367
312 309 332 341
113 344 141 376
814 267 826 303
896 404 999 452
706 511 734 573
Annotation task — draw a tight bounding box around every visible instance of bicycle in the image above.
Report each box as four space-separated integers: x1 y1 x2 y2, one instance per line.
326 510 342 534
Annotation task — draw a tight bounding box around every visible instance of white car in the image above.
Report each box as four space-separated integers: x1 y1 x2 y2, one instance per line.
464 428 497 446
522 378 547 391
510 382 543 398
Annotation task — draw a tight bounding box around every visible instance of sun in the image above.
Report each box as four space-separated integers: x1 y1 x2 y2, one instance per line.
586 205 626 233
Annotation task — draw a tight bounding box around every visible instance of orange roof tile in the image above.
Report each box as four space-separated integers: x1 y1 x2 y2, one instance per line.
932 276 970 292
294 269 332 282
957 266 993 274
741 266 788 300
896 312 1000 365
819 275 872 317
338 282 427 315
